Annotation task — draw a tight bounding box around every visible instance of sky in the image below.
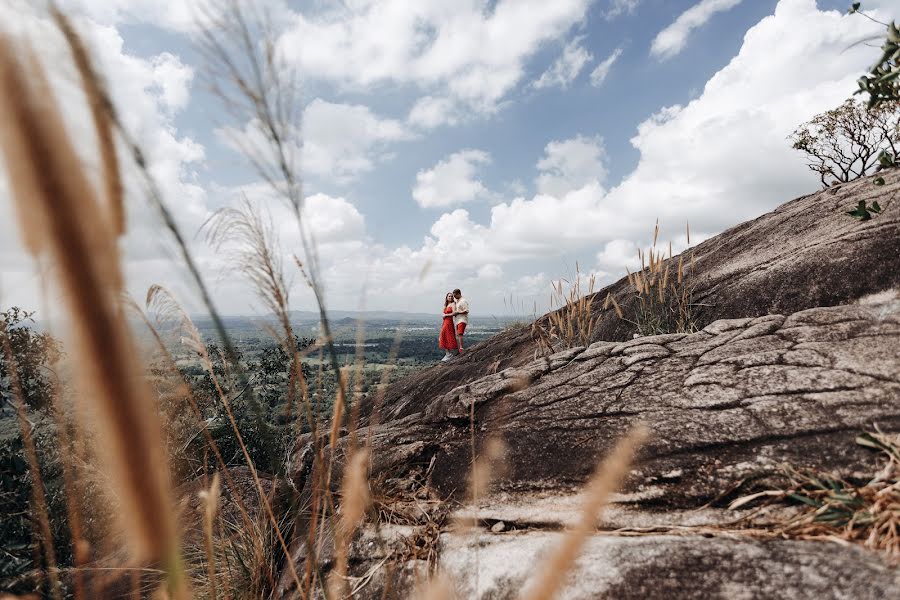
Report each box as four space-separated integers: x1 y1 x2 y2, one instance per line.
0 0 896 320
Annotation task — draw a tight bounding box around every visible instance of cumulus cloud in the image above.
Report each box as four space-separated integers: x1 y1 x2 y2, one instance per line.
595 239 640 273
222 0 899 314
4 0 896 317
589 47 623 87
277 0 591 113
215 99 411 186
0 2 208 311
302 99 413 184
535 135 607 196
413 150 493 208
335 0 888 312
533 36 593 90
651 0 743 60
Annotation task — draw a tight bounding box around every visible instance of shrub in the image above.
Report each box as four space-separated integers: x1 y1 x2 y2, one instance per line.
0 307 61 412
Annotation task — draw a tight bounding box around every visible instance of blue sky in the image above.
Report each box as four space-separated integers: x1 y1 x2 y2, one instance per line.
0 0 895 318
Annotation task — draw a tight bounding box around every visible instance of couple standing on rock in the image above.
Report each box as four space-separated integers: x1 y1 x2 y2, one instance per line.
440 288 469 361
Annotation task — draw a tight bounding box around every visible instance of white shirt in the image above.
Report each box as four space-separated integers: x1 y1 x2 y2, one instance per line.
454 297 469 325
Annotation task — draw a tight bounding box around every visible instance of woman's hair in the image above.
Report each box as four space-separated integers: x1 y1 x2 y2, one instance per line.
445 292 454 307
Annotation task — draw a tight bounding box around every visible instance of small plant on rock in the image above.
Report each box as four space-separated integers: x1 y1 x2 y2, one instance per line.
847 199 883 220
533 264 599 352
732 428 900 560
608 223 698 337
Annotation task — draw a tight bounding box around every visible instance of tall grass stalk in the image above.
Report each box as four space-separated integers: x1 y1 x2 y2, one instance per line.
329 449 372 598
521 425 648 600
195 0 348 415
611 222 697 336
51 10 242 377
0 32 184 596
199 474 221 600
145 285 306 594
533 264 598 352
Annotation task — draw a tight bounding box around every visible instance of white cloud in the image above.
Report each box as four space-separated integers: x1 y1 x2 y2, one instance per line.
0 2 212 317
217 99 412 186
56 0 200 31
56 0 294 33
535 135 607 196
301 193 366 245
651 0 744 60
302 99 412 184
595 239 640 272
330 0 888 313
407 95 461 130
477 264 504 280
514 273 548 296
148 53 194 112
589 47 623 87
605 0 641 20
533 36 593 90
472 0 884 255
413 150 493 208
208 0 900 314
277 0 591 114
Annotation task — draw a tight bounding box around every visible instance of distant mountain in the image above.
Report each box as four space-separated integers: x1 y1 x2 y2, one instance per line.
187 310 523 329
287 310 438 322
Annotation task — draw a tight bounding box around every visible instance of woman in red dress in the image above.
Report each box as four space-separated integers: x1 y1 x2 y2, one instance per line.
440 291 459 361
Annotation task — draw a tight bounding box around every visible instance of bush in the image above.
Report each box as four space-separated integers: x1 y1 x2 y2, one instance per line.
184 337 315 476
0 307 61 412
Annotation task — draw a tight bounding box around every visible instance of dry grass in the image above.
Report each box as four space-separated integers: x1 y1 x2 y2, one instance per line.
0 29 184 597
731 429 900 561
0 328 62 599
609 221 698 336
533 264 599 352
329 450 372 598
0 5 669 600
520 425 648 600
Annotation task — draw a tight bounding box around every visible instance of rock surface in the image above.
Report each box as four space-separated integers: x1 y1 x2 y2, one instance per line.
367 301 900 505
281 298 900 598
281 178 900 598
370 172 900 423
438 533 899 600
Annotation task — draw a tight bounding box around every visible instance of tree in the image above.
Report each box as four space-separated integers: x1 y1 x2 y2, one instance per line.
789 98 900 187
0 308 61 412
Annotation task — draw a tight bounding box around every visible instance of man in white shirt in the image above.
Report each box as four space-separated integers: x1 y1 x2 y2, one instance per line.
452 288 469 354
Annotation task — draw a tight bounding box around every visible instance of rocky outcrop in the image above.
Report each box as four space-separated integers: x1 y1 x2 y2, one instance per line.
371 172 900 422
366 300 900 504
281 297 900 598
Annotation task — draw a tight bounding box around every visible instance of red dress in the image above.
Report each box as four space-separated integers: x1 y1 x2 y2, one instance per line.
439 305 458 350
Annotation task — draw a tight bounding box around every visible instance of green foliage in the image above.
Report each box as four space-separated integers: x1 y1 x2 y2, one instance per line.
0 310 70 595
847 199 883 220
850 4 900 107
0 307 61 411
185 336 315 475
